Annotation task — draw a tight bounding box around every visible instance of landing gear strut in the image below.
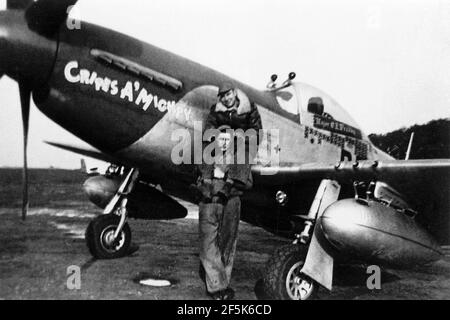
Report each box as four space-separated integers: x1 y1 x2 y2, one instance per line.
262 179 341 300
85 168 139 259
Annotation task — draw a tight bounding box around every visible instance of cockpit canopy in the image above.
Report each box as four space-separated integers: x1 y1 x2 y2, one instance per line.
274 82 364 139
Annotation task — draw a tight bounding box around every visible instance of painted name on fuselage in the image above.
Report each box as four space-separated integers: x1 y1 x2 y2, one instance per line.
313 114 362 139
64 61 191 121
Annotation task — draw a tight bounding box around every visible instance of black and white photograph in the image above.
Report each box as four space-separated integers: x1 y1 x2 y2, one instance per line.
0 0 449 303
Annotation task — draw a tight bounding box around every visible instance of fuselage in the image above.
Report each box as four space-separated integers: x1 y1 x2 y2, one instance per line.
35 18 391 165
1 10 392 234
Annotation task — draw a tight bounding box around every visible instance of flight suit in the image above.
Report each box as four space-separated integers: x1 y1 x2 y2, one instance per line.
198 151 251 295
198 181 241 294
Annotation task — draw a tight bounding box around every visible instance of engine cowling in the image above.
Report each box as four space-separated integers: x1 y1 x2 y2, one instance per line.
318 198 442 267
83 175 187 220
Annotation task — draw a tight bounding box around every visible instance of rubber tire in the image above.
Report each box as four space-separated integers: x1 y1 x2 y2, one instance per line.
85 214 131 259
262 244 318 300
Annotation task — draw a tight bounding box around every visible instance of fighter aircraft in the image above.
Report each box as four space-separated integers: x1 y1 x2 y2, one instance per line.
1 0 449 300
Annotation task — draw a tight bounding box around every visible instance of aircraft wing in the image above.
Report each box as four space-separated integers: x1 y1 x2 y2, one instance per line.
45 141 119 164
252 159 450 186
253 159 450 244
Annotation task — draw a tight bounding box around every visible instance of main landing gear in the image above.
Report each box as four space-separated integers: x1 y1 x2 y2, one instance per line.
264 244 317 300
85 168 139 259
262 179 341 300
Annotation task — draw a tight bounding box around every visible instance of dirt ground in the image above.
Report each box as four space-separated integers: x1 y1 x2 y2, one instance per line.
0 169 449 300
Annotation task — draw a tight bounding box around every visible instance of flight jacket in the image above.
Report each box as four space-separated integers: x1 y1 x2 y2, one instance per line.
205 89 262 134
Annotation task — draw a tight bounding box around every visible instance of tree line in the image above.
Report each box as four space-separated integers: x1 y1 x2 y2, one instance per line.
368 118 450 160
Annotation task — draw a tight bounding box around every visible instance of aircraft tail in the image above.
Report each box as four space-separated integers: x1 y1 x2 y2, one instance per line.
405 132 415 160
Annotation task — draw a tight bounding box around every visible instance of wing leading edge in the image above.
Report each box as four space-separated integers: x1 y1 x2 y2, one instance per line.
45 141 119 164
253 159 450 244
252 159 450 185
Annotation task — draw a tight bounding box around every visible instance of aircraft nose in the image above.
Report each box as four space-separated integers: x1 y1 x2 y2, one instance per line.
0 9 59 221
0 10 57 86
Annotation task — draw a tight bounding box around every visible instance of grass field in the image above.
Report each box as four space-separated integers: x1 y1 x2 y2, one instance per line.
0 168 449 300
0 168 87 208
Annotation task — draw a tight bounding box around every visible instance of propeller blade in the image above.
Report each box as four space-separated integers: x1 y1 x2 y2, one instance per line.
25 0 78 37
19 82 31 221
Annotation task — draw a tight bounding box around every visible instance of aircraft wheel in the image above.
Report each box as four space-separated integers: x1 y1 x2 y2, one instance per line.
85 214 131 259
262 244 318 300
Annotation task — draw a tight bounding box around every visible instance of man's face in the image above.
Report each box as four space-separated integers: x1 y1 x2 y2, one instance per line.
220 89 237 108
217 132 232 152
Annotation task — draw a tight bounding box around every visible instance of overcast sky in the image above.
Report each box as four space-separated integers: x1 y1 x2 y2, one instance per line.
0 0 449 168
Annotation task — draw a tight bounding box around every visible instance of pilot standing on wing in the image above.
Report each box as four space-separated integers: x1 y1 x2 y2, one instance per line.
193 82 262 300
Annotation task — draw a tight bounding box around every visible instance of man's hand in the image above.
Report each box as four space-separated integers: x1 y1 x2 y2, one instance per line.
212 193 227 206
211 180 233 205
190 179 213 203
